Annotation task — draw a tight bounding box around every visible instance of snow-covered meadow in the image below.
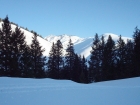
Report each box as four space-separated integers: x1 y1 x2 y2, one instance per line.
0 77 140 105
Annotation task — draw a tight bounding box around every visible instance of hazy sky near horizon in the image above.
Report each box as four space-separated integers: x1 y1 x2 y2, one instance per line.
1 0 140 38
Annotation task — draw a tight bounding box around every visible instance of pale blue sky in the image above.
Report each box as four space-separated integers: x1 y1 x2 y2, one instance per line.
1 0 140 38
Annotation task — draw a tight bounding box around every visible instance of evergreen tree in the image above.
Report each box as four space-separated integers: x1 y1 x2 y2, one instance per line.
55 40 63 79
9 26 27 77
125 39 134 78
0 16 12 76
88 33 101 82
64 39 75 79
20 45 32 77
47 42 58 79
72 54 81 82
79 56 88 83
30 32 46 78
133 27 140 76
99 35 105 81
0 28 3 76
47 40 63 79
115 35 126 79
102 35 116 81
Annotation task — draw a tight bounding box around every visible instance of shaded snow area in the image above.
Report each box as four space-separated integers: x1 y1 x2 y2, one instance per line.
0 77 140 105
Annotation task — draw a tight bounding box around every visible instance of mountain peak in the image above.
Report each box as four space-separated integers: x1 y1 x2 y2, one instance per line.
0 22 132 58
45 34 83 44
103 33 119 37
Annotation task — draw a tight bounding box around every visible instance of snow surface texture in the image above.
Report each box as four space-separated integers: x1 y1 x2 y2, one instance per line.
0 22 132 58
0 77 140 105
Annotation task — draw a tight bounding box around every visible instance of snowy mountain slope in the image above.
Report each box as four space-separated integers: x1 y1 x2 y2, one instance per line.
0 77 140 105
0 22 52 56
45 33 132 58
103 33 132 43
45 34 84 51
0 22 132 58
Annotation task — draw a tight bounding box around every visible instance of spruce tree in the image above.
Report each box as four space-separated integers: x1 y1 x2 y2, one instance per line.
30 32 46 78
0 28 3 76
133 27 140 76
79 56 88 83
0 16 12 76
115 35 126 79
102 35 116 81
20 45 32 77
125 39 134 78
72 54 81 82
88 33 101 82
99 35 105 81
64 39 75 79
47 40 63 79
9 26 27 77
55 40 63 79
47 42 57 79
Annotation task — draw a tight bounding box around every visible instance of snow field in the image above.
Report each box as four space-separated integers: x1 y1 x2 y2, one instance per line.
0 77 140 105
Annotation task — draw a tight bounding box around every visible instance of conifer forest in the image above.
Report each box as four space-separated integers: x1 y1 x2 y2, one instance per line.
0 16 140 83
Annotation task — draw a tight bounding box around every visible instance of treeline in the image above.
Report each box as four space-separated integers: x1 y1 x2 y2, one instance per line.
0 16 46 78
0 16 140 83
89 34 135 82
0 17 44 38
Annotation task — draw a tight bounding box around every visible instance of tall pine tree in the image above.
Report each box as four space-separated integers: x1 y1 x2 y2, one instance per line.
133 27 140 76
64 39 75 79
115 35 126 79
102 35 116 81
47 42 57 78
0 16 12 76
30 32 46 78
79 56 88 83
88 33 101 82
9 26 27 77
72 54 81 82
55 40 63 79
47 40 63 79
125 39 134 78
99 35 105 81
20 45 33 77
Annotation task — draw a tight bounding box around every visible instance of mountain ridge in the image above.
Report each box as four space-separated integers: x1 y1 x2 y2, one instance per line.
0 22 132 58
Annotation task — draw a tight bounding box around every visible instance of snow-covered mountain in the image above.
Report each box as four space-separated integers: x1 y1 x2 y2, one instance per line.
45 33 132 59
0 22 132 59
0 22 52 56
